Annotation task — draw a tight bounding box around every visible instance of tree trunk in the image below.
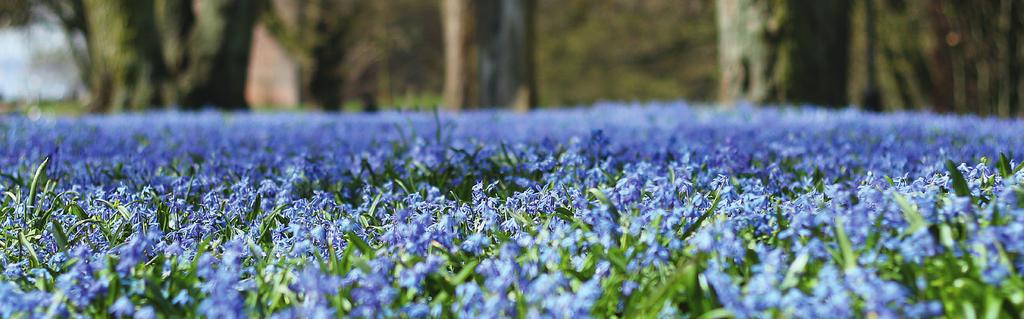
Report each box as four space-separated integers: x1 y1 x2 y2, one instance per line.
177 0 260 110
716 0 852 107
262 0 362 110
861 0 881 112
932 0 1009 116
441 0 474 110
1005 0 1021 117
925 0 954 113
82 0 165 112
475 0 536 111
67 0 258 112
304 35 348 110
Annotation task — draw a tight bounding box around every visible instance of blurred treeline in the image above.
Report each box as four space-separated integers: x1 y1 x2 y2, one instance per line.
0 0 1021 117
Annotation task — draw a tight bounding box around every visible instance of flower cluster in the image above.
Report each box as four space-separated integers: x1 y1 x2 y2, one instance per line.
1 102 1023 318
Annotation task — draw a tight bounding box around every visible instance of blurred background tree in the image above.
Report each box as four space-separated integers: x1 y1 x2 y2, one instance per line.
36 0 261 112
933 0 1023 117
716 0 851 107
0 0 34 28
846 0 1024 116
262 0 365 110
0 0 1021 117
442 0 536 111
254 0 442 111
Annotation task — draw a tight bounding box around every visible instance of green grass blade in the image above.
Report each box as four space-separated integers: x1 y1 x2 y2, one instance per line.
834 217 857 270
27 157 50 210
946 160 971 197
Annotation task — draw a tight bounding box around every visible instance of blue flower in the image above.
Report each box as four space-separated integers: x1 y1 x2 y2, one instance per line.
134 306 157 319
110 296 134 317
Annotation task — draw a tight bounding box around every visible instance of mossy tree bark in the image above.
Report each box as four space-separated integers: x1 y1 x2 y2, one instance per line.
82 0 165 112
64 0 260 112
716 0 852 107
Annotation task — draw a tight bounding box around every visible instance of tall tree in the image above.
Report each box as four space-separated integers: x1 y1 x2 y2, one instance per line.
1008 0 1022 117
442 0 536 111
441 0 475 110
861 0 881 112
925 0 954 113
263 0 365 110
716 0 852 106
871 0 934 112
160 0 262 110
41 0 260 112
81 0 164 112
476 0 536 111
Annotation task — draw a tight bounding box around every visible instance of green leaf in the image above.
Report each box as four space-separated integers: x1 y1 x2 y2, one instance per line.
938 224 955 249
450 260 480 285
553 206 592 233
246 194 263 223
946 160 971 197
834 217 857 270
963 301 978 319
66 203 88 219
812 167 825 191
697 308 735 319
50 220 69 252
346 232 376 258
155 199 172 232
893 193 926 234
634 258 697 313
680 191 722 240
780 253 809 289
997 153 1013 178
983 288 1001 319
588 188 616 213
367 192 383 217
338 242 355 274
27 156 50 213
606 247 629 273
258 206 284 246
20 231 41 268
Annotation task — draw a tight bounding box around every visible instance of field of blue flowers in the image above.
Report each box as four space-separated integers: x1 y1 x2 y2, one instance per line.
2 101 1023 318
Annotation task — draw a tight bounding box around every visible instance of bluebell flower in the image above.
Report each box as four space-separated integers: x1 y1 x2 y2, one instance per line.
134 306 157 319
110 296 134 317
5 100 1024 317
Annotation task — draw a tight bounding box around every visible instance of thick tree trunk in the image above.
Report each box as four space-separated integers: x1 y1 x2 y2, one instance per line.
71 0 258 112
177 0 260 110
441 0 474 110
303 34 348 110
716 0 852 107
861 0 881 112
1005 0 1021 117
475 0 536 111
263 0 361 110
82 0 165 112
925 0 955 114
